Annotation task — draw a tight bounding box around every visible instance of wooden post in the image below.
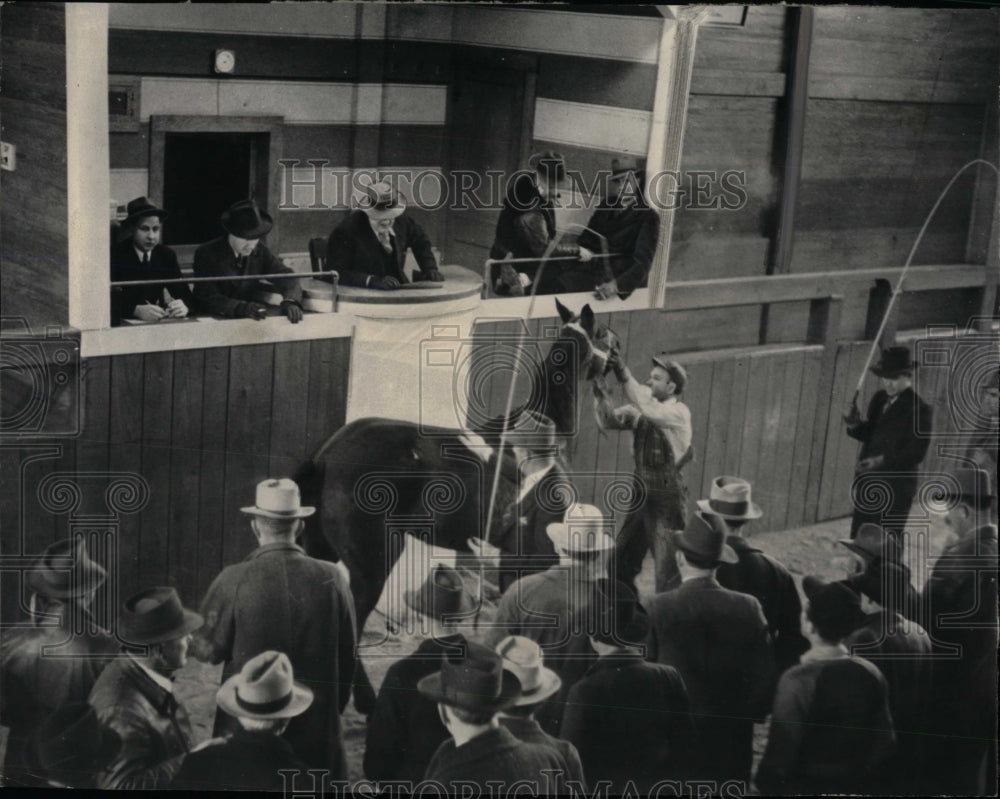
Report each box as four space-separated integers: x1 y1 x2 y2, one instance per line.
760 6 814 344
804 294 843 521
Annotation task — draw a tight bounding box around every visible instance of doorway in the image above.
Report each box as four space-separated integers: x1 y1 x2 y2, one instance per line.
444 64 535 271
162 132 261 246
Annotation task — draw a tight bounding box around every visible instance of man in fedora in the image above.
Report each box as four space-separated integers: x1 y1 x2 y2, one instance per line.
193 199 304 322
327 177 442 289
596 349 692 593
836 539 932 794
28 702 122 788
756 577 896 796
494 635 586 792
0 537 118 786
490 150 594 296
171 650 311 791
562 580 693 794
485 503 614 736
364 564 477 783
580 155 659 301
645 511 775 785
110 196 194 325
419 637 566 790
469 409 574 593
707 476 809 673
920 467 997 794
838 521 919 621
88 586 204 789
192 478 356 778
844 345 931 537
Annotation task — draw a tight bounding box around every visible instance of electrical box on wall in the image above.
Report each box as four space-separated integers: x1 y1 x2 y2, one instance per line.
1 142 16 171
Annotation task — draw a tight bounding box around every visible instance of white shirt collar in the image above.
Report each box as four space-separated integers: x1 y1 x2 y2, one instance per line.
134 245 152 262
517 461 555 502
129 653 174 694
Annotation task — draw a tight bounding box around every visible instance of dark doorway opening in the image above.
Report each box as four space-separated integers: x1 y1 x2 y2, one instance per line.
162 132 266 245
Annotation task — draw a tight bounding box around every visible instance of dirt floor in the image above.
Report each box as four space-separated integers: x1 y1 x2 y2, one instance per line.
174 514 934 786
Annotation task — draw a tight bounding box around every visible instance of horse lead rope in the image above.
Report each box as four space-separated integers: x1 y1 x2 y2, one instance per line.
852 158 999 406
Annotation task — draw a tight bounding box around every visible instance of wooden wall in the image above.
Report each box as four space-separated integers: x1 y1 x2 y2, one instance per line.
0 2 70 329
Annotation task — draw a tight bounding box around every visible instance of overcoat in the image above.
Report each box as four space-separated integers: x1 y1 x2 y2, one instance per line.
326 210 437 288
192 236 302 317
171 729 309 792
110 238 194 325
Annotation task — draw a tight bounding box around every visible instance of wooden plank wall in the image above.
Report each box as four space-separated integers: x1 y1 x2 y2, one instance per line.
0 338 349 621
0 2 70 328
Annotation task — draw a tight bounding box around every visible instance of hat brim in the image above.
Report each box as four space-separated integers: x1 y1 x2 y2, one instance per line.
123 208 168 227
121 609 204 646
240 506 315 519
360 202 406 220
221 211 273 239
870 363 915 378
417 668 521 712
546 523 615 554
509 667 561 707
403 587 475 622
837 538 877 562
695 499 763 521
671 531 739 565
26 562 108 600
217 678 314 720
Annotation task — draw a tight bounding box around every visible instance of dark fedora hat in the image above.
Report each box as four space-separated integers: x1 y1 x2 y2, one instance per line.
26 537 107 600
417 636 521 712
803 575 865 640
221 199 273 239
672 511 738 566
404 564 476 624
505 409 558 452
839 522 902 564
870 346 915 378
591 579 650 646
847 559 913 611
119 586 203 646
122 196 167 228
30 702 122 788
932 467 993 508
528 150 566 183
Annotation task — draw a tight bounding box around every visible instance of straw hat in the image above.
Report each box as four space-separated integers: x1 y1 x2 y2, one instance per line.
241 478 315 519
697 476 763 521
217 650 314 720
546 503 615 555
495 635 562 707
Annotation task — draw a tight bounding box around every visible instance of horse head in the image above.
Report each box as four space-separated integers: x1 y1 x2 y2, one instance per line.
553 298 618 382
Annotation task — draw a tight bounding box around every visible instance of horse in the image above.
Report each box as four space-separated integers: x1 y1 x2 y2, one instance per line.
294 299 615 713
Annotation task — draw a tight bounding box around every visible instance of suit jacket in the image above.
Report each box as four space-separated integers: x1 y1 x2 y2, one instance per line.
171 729 309 792
579 203 659 296
195 541 357 777
485 569 601 736
110 239 194 326
363 635 458 782
88 658 193 790
756 653 896 796
716 537 810 673
192 236 302 317
499 714 586 792
494 464 572 593
424 725 566 791
561 650 693 793
327 210 437 288
0 607 118 786
645 576 776 782
920 524 998 739
847 388 931 526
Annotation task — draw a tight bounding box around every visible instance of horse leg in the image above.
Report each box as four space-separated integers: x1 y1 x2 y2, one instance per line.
344 553 384 717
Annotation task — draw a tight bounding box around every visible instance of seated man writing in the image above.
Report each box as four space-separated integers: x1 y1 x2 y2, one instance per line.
327 178 443 289
193 200 303 323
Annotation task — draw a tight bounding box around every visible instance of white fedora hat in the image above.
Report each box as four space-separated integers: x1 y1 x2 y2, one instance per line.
217 650 314 720
241 478 315 519
546 503 615 555
495 635 562 707
696 475 763 521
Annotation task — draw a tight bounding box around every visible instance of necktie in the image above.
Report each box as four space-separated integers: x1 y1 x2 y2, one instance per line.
142 252 150 265
238 255 248 274
378 230 393 254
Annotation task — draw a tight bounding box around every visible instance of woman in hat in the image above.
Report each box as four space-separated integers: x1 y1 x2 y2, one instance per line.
844 345 931 537
489 151 594 296
192 199 304 322
110 196 193 325
326 177 443 289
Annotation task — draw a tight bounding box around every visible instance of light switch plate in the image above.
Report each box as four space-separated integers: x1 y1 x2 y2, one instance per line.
1 141 15 172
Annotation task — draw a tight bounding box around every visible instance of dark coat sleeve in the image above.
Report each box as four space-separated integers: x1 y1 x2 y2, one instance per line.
363 666 406 781
258 246 303 306
615 210 658 295
336 578 358 715
772 568 810 672
744 600 779 720
846 391 884 444
882 395 931 470
400 216 438 275
193 242 245 318
327 216 373 288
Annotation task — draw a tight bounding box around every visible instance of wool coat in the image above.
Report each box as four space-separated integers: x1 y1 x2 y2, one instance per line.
192 236 302 317
327 210 437 288
499 714 587 792
579 203 659 296
195 541 357 777
110 239 194 325
171 729 310 792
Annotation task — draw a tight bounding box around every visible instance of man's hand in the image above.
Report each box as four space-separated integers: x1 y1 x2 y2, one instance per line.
165 299 189 318
241 301 269 321
371 275 401 290
855 455 884 474
281 300 303 324
843 400 862 426
594 279 618 300
607 349 629 384
423 268 445 282
578 246 594 263
468 537 501 569
134 302 167 322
